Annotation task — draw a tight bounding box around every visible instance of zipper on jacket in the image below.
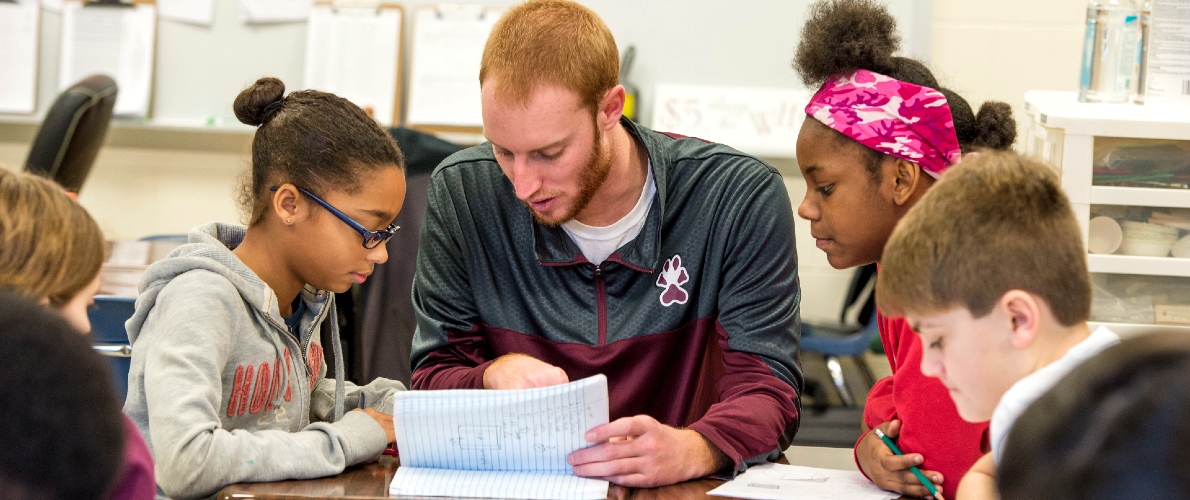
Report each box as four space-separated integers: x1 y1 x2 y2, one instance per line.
270 295 331 380
301 302 331 376
595 264 607 346
265 294 330 426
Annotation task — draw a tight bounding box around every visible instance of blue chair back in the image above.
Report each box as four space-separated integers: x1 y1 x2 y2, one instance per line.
138 234 188 244
800 307 880 357
88 296 136 402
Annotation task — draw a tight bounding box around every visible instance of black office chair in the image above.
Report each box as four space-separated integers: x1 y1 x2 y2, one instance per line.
24 75 118 194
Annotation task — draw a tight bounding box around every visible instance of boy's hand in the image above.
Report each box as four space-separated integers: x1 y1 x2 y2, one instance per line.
358 408 396 445
857 420 944 498
483 353 569 389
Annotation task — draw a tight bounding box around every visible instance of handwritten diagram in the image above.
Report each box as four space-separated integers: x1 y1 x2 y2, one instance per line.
390 376 612 500
392 375 610 472
458 425 501 450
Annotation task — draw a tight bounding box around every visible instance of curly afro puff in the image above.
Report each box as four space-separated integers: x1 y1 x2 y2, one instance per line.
793 0 1016 153
794 0 900 88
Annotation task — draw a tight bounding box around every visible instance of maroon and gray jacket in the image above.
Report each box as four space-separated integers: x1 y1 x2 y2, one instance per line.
409 118 802 474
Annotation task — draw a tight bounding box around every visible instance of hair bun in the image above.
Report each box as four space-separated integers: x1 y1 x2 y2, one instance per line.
793 0 901 88
233 77 286 127
971 101 1017 151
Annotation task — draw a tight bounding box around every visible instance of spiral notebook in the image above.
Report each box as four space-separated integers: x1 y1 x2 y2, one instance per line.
389 375 610 500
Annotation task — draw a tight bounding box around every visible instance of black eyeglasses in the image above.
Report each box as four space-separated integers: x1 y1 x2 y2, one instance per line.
269 185 399 249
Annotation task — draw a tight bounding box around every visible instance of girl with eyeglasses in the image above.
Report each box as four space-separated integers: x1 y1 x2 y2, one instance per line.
123 77 408 499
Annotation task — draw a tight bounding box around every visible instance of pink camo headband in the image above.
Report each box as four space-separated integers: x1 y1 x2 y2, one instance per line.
805 69 961 178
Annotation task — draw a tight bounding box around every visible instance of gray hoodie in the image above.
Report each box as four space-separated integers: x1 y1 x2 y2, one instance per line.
123 222 405 499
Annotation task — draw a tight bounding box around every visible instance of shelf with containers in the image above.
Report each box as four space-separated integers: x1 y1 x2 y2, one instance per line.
1023 90 1190 335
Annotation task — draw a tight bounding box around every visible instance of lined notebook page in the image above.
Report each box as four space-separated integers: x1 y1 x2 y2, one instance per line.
390 375 610 499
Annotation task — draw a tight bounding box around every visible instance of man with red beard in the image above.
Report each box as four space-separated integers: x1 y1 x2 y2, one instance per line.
409 0 802 488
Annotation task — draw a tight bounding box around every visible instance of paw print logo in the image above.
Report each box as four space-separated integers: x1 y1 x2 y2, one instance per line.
656 254 690 306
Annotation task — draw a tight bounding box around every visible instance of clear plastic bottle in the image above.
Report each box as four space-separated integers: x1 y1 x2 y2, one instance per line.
1079 0 1144 104
1133 0 1151 104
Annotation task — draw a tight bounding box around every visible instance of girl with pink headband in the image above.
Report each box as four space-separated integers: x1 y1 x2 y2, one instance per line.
792 0 1015 498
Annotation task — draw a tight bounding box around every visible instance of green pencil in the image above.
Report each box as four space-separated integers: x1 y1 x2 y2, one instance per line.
874 428 944 500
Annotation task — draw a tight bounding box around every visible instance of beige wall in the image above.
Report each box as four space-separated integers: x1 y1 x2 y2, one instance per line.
0 142 245 241
931 0 1086 143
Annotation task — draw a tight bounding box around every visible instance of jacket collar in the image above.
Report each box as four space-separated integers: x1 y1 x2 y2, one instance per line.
533 118 664 273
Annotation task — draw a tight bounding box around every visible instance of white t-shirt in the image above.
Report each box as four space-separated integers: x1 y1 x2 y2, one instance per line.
562 163 655 264
990 326 1121 463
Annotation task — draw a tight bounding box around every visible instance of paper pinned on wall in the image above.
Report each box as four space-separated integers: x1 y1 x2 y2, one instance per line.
0 0 40 114
389 374 610 500
404 4 503 130
304 4 402 126
651 84 809 159
58 2 157 117
238 0 312 24
158 0 213 26
708 463 899 500
40 0 62 13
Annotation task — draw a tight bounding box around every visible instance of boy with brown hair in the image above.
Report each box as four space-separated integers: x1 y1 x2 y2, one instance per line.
875 151 1119 499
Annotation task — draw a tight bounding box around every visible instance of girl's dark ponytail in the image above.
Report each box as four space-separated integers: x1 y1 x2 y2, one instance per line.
970 102 1017 151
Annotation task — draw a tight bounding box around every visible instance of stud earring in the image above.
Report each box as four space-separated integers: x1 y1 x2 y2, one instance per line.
286 218 292 224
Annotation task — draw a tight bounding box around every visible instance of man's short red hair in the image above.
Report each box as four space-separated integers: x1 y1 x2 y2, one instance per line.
480 0 620 112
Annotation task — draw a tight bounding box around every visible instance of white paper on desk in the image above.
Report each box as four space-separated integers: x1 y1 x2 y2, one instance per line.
0 1 39 114
238 0 312 24
404 5 503 128
390 374 610 500
708 463 898 500
391 468 608 500
158 0 214 26
59 2 156 117
304 5 401 126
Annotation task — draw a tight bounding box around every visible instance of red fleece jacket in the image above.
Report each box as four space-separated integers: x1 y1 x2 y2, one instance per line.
855 312 989 488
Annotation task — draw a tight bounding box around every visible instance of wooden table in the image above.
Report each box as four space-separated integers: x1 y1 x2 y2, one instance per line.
216 447 864 500
215 455 731 500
